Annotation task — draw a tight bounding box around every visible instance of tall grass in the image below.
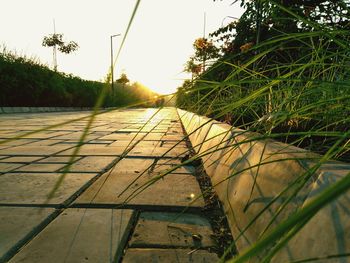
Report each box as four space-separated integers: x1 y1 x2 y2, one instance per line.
175 1 350 261
177 30 350 162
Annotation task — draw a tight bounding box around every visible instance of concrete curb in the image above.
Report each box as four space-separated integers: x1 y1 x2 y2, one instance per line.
178 108 350 261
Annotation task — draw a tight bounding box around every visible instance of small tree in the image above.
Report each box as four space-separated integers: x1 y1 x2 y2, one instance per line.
42 33 79 71
116 73 130 85
185 38 219 77
184 57 202 80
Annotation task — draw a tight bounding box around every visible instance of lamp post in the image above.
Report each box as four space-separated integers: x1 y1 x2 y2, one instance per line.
110 34 121 91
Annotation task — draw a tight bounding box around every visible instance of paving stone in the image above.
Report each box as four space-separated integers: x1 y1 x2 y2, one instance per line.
130 212 215 248
109 140 138 147
14 163 65 172
156 158 183 165
24 139 64 146
66 156 118 172
142 133 166 141
0 173 96 205
89 127 120 132
0 146 10 150
99 133 145 141
57 145 127 156
75 159 204 207
122 248 219 263
0 156 44 163
0 139 37 146
132 141 160 148
17 131 63 140
162 135 186 141
0 145 72 156
0 108 215 262
153 164 196 175
9 208 135 263
0 207 55 261
85 140 114 144
128 146 188 158
161 141 187 147
37 156 82 163
0 163 26 173
53 132 100 141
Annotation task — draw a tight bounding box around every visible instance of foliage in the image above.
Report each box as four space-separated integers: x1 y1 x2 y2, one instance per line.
184 37 220 76
42 33 79 71
177 0 350 162
116 73 130 85
42 33 79 54
211 0 350 56
0 47 156 107
176 1 350 261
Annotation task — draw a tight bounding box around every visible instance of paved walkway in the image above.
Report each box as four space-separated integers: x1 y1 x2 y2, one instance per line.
0 108 219 262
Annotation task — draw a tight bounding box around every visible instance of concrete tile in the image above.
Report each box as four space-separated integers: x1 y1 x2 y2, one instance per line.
156 158 183 165
0 146 9 150
85 140 114 144
17 132 61 140
161 141 187 147
75 159 204 207
128 146 188 158
109 140 138 147
99 133 145 141
14 163 65 172
123 248 219 263
0 173 96 205
162 135 185 141
38 156 82 163
67 156 118 173
0 163 26 172
0 145 72 156
0 207 55 261
0 156 43 163
134 141 160 148
153 164 195 175
52 132 99 140
9 208 135 263
0 139 37 146
130 212 215 248
24 139 64 146
57 145 127 156
143 133 166 141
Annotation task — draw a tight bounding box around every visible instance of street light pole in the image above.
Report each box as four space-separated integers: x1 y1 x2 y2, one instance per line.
110 34 121 91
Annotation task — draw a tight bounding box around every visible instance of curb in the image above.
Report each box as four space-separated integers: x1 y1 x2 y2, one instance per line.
178 108 350 261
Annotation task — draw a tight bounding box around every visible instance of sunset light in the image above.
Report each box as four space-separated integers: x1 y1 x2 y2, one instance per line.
0 0 243 95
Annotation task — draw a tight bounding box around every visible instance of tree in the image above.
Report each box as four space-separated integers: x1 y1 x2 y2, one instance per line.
116 73 130 85
185 37 219 77
184 57 202 79
42 33 79 71
210 0 350 56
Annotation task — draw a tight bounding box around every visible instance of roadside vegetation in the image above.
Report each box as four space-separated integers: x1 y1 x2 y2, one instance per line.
177 0 350 162
175 1 350 260
0 46 156 107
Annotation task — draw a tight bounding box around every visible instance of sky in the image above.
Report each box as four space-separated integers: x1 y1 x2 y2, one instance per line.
0 0 244 94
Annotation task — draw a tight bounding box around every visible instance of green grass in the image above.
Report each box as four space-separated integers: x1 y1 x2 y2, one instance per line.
177 29 350 162
175 1 350 261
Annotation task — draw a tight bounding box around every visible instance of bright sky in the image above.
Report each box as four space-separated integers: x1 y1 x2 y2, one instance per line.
0 0 243 94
